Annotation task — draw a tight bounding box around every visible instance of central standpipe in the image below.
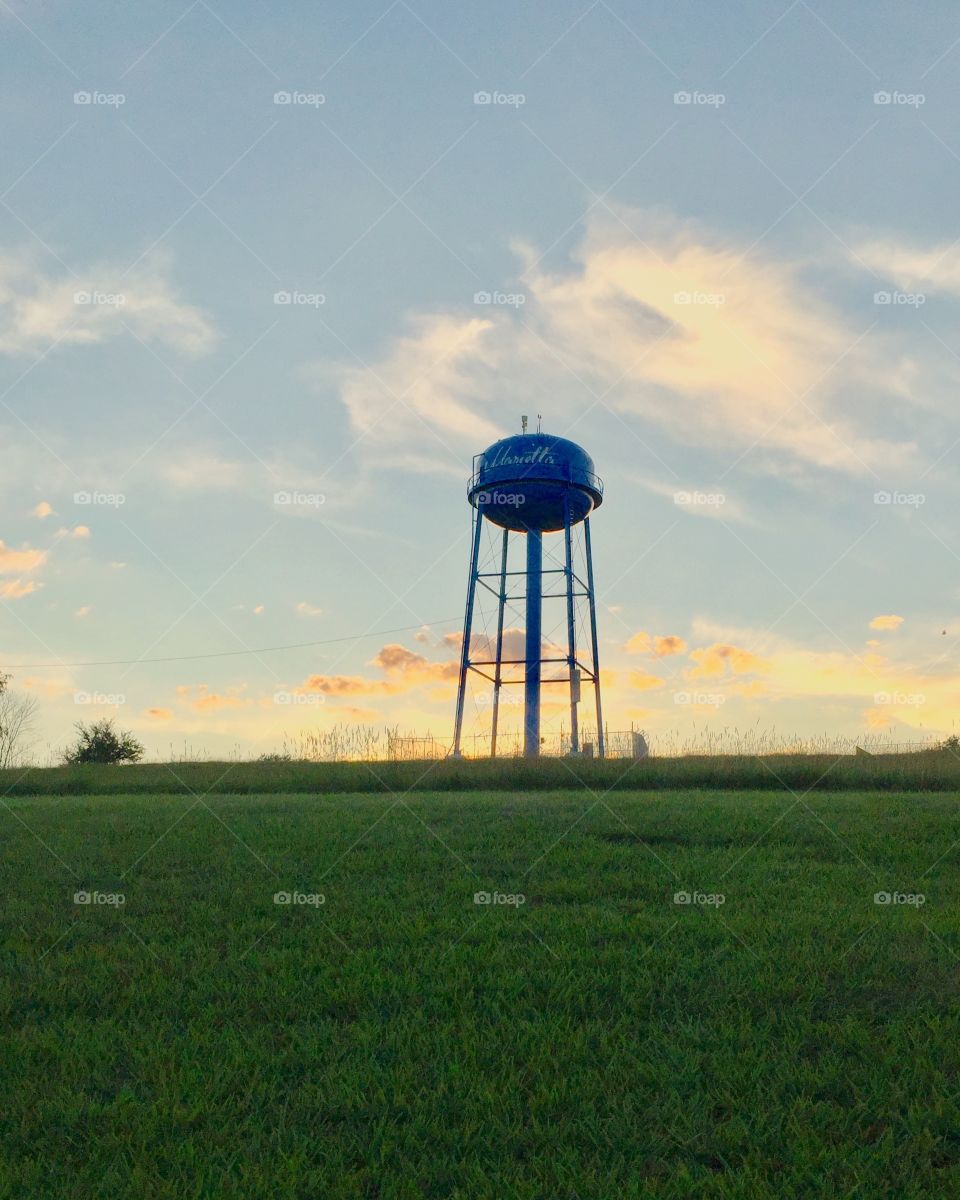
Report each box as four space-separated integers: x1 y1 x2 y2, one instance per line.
523 529 542 758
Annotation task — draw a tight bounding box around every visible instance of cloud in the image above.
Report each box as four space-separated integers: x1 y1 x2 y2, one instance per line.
161 455 250 490
0 540 46 573
293 639 461 700
687 643 769 680
56 525 90 539
853 236 960 296
630 669 665 692
864 706 893 730
0 578 40 599
0 251 218 357
33 501 53 519
636 478 752 523
372 644 432 674
295 601 323 617
0 539 46 599
176 684 252 712
74 606 91 618
325 314 502 475
145 707 173 721
295 673 394 697
624 631 687 657
321 208 915 480
869 614 904 631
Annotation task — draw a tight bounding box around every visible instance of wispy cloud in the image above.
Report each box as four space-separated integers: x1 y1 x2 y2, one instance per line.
322 208 916 480
0 250 218 356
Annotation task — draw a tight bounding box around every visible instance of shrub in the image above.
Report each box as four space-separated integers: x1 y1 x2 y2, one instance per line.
63 719 145 765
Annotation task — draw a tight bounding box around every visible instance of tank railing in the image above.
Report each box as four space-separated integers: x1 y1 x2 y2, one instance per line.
467 462 604 496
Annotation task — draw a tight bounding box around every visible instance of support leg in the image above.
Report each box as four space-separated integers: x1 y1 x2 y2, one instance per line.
563 496 579 755
584 517 604 759
452 510 484 757
490 528 509 758
523 529 542 759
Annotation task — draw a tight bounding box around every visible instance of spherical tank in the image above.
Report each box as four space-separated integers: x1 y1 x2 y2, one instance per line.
467 433 603 533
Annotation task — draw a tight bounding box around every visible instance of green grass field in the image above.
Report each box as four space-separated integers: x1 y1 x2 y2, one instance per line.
4 745 960 796
4 787 960 1198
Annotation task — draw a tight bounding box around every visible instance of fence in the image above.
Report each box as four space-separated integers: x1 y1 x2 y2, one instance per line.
387 728 647 761
385 732 941 762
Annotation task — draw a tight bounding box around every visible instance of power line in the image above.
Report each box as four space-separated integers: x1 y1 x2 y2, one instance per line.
2 617 462 670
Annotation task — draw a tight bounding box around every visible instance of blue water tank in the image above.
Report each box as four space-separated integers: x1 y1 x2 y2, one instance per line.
468 433 603 532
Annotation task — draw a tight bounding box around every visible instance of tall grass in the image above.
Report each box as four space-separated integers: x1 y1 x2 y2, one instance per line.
3 740 960 797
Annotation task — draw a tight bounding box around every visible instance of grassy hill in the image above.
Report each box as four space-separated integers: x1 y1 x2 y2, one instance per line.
3 787 960 1197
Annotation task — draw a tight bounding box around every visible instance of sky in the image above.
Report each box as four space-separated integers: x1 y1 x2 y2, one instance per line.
3 0 960 760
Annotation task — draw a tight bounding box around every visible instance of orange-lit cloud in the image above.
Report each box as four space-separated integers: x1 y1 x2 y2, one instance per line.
0 578 40 599
146 707 173 721
624 632 687 657
33 501 53 519
869 614 904 631
176 684 252 712
630 669 665 692
687 643 768 680
865 707 893 730
296 674 395 697
291 640 463 701
0 540 46 573
295 601 322 617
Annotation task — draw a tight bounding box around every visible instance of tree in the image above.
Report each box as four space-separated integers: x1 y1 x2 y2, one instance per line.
0 674 39 768
64 718 145 765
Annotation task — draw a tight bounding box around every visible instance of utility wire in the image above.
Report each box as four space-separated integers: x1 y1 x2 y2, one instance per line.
1 617 462 670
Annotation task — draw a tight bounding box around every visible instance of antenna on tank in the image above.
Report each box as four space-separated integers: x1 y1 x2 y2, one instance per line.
521 414 528 434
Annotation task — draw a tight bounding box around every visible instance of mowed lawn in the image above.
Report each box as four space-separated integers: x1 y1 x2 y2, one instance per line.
4 789 960 1199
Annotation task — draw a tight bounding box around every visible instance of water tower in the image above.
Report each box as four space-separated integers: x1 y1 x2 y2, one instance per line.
452 421 605 758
